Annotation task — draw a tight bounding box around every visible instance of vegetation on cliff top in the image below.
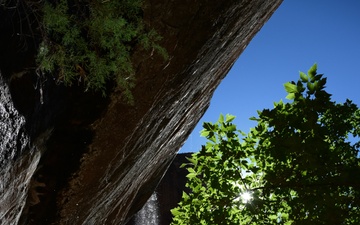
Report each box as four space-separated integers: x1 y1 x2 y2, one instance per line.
171 64 360 224
36 0 167 102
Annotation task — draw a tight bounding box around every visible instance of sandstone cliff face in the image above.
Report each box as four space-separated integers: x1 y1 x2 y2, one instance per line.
0 0 282 224
57 1 282 224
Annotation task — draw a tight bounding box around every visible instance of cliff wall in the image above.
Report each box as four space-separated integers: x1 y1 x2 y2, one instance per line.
0 0 282 224
57 1 282 224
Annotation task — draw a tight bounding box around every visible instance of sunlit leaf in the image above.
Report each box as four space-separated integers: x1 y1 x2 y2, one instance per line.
226 114 236 123
182 191 189 200
284 82 298 94
308 63 317 79
186 172 197 179
249 116 259 121
186 156 197 166
300 71 308 82
219 114 224 124
200 130 209 137
227 124 236 132
170 208 180 216
286 93 295 100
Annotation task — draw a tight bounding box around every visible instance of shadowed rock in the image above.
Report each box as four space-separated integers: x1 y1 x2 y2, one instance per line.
0 0 282 224
56 1 282 224
126 153 191 225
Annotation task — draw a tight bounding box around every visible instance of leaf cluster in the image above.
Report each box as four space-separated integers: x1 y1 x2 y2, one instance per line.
171 114 262 225
172 65 360 224
284 64 330 101
37 0 167 102
251 64 360 224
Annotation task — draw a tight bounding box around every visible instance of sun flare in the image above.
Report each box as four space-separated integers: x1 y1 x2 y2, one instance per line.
241 191 252 203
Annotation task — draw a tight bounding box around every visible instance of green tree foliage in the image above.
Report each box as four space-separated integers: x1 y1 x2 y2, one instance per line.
37 0 166 102
171 64 360 225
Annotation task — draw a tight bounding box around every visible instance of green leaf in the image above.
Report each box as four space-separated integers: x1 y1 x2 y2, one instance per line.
203 122 214 131
225 114 236 123
318 77 327 89
186 172 197 179
219 114 224 124
307 82 315 94
269 214 278 220
171 208 181 216
249 116 259 121
284 82 298 94
286 93 295 100
314 74 323 81
274 99 284 108
308 63 317 80
227 124 236 132
182 191 190 200
186 156 197 166
200 130 210 137
300 71 308 82
187 167 196 174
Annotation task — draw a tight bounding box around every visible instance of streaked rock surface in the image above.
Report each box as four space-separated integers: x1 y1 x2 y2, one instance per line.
0 0 282 224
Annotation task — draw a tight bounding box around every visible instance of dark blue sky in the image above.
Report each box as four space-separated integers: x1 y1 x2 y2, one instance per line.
180 0 360 153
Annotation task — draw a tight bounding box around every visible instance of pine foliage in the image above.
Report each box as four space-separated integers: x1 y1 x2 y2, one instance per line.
37 0 166 102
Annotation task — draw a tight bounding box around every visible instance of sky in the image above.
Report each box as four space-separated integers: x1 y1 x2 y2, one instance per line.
179 0 360 153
